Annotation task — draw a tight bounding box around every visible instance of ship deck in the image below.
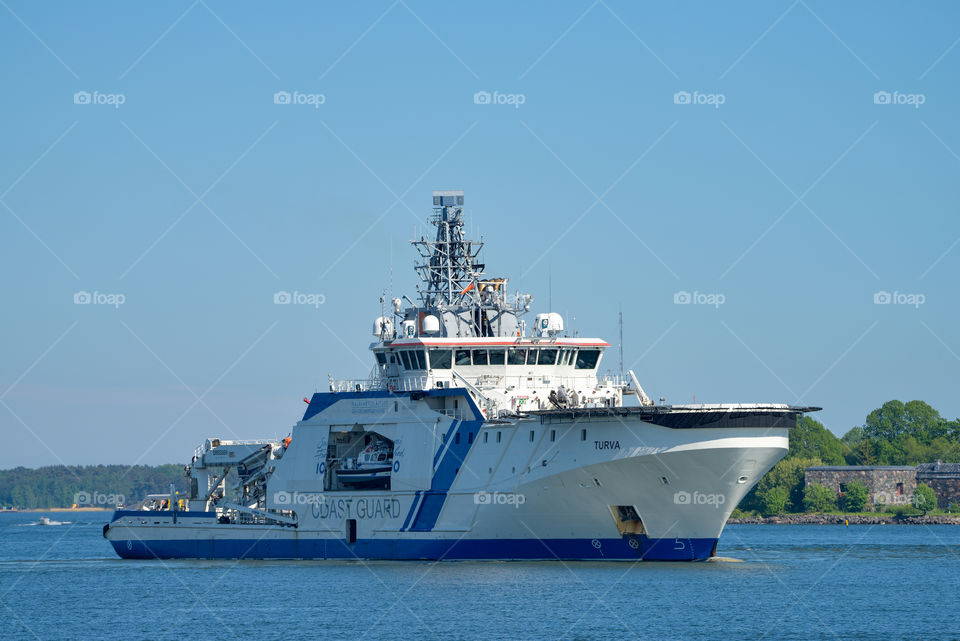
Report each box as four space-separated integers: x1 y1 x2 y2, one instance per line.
528 404 821 429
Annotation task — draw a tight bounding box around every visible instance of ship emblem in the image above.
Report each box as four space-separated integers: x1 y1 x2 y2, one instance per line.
591 538 601 549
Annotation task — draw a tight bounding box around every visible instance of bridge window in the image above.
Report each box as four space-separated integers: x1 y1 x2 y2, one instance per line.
428 349 452 370
539 349 558 365
575 349 601 370
472 349 488 365
455 349 471 366
507 348 527 365
412 350 426 370
399 351 412 370
528 349 540 365
496 431 502 443
375 352 387 365
488 349 505 365
483 431 489 443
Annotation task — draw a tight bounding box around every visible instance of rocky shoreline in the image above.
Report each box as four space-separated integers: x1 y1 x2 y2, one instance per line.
728 513 960 525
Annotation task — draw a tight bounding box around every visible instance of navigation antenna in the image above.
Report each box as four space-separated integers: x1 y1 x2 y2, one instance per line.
412 190 484 307
618 306 624 377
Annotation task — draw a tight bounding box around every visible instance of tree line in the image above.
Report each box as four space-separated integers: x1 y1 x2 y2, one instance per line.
739 400 959 516
0 464 189 509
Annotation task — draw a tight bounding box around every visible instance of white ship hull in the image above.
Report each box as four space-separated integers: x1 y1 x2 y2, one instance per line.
107 393 793 561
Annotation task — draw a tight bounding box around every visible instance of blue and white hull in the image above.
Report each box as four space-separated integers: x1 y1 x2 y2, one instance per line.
106 390 800 562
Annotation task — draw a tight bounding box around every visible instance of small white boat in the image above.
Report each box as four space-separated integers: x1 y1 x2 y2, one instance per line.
38 516 66 526
336 441 393 488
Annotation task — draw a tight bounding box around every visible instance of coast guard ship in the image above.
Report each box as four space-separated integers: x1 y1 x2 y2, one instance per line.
105 190 818 561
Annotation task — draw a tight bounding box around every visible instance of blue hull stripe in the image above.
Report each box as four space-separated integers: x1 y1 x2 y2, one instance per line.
400 491 422 531
432 420 460 469
111 535 718 562
408 418 484 531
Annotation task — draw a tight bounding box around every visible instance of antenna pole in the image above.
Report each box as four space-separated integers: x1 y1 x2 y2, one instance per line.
618 306 624 377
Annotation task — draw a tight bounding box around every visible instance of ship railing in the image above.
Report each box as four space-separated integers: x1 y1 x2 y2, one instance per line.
438 408 474 421
193 438 278 460
473 374 629 391
329 378 389 392
329 376 429 393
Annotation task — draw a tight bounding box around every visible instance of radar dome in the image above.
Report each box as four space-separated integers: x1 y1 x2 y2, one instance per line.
373 316 393 337
534 312 564 337
422 314 440 334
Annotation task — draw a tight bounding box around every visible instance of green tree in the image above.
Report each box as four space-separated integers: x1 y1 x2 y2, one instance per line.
759 486 789 516
841 427 873 465
839 480 869 512
864 400 947 447
788 417 844 465
0 464 188 508
753 456 822 513
912 483 937 515
803 483 837 513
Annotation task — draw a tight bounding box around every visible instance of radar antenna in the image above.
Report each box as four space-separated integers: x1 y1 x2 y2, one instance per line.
412 190 484 307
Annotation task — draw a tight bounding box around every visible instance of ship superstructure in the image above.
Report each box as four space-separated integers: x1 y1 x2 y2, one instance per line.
105 190 818 561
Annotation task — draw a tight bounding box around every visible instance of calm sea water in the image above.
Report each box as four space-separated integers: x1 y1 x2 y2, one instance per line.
1 512 958 641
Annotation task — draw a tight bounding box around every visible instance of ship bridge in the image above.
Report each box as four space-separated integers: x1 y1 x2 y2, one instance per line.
334 190 648 418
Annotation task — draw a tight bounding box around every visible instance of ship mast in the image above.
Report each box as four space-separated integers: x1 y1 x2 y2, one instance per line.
412 190 484 308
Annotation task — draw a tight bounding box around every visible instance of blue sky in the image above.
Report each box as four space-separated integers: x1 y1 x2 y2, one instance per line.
2 1 959 468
